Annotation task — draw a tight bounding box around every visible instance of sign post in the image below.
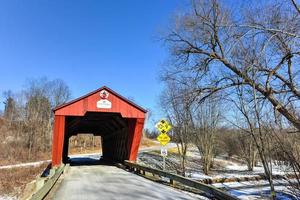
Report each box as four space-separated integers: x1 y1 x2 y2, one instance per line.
161 148 168 170
156 119 172 171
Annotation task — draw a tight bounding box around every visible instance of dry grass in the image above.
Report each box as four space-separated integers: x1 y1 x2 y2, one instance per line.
140 137 159 148
68 146 102 155
68 137 159 155
0 162 48 197
0 144 51 166
168 147 179 153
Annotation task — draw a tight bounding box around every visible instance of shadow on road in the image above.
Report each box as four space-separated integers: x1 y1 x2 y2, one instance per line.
67 157 113 166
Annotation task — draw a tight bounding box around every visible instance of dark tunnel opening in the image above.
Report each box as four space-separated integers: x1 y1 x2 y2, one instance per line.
62 112 130 165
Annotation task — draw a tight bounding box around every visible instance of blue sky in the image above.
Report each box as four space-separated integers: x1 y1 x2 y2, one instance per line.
0 0 187 127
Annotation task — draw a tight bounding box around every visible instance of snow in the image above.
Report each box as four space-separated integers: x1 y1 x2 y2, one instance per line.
212 180 298 199
0 196 17 200
228 185 296 200
138 145 298 200
0 160 50 170
188 173 211 180
224 159 291 176
184 153 293 181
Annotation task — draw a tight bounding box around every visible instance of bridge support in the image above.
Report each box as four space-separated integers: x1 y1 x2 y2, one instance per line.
127 118 145 161
52 115 65 167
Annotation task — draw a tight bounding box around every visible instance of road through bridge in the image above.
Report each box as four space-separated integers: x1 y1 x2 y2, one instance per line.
47 156 201 200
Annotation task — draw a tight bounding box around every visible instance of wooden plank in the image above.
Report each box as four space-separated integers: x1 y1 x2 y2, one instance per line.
30 165 65 200
124 161 238 200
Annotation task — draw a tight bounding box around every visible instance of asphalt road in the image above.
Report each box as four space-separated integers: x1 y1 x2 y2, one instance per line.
50 158 202 200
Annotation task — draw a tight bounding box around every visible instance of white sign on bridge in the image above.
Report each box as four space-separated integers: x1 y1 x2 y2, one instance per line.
97 90 112 109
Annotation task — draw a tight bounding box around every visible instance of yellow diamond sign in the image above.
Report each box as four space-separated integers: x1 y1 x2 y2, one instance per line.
155 119 172 134
157 133 171 146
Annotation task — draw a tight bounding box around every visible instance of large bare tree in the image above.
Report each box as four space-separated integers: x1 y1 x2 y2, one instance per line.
162 0 300 130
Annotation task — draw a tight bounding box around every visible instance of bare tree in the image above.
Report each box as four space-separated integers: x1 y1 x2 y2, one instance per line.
3 90 17 126
194 96 221 175
160 81 194 176
291 0 300 14
162 0 300 130
232 84 277 199
0 78 71 162
235 130 257 171
24 92 51 158
48 79 71 108
268 112 300 197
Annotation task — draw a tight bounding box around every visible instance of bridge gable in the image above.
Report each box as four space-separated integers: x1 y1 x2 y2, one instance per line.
54 86 146 118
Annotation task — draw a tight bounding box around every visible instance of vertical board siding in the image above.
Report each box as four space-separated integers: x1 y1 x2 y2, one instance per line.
51 87 146 167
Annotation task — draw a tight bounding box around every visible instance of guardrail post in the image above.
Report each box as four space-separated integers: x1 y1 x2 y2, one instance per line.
170 179 174 185
64 163 70 174
29 164 65 200
35 178 45 191
49 168 56 177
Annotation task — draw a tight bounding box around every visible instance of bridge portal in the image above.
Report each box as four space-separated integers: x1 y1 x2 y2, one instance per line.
51 86 146 166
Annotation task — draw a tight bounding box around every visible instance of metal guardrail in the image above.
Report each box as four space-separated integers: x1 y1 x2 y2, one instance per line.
29 164 65 200
124 160 239 200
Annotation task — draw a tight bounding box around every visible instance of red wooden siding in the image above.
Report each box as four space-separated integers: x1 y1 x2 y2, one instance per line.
51 86 146 167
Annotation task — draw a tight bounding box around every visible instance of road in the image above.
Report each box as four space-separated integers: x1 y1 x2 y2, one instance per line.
50 158 203 200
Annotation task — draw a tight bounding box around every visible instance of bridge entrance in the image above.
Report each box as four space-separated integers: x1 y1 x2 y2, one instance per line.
67 133 102 166
51 86 146 167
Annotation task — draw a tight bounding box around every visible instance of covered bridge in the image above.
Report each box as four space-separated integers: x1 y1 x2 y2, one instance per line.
51 86 146 166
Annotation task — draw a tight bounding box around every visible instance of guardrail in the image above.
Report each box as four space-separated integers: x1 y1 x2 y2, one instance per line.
124 160 239 200
29 164 65 200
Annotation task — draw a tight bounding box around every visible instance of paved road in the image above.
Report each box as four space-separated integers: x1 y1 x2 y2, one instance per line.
51 159 202 200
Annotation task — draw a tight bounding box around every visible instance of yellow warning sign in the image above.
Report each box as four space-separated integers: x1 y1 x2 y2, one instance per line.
157 133 171 146
155 119 172 134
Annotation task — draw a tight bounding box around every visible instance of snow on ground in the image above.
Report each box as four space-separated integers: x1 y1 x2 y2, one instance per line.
185 146 293 181
212 179 290 189
0 160 50 170
227 185 296 200
0 196 17 200
221 157 290 176
212 180 299 200
0 153 100 170
138 145 298 199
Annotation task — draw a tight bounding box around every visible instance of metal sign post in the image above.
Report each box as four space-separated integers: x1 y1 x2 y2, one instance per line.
161 147 168 171
156 119 172 171
163 156 165 171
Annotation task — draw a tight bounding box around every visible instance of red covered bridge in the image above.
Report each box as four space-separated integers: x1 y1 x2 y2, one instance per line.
51 86 146 166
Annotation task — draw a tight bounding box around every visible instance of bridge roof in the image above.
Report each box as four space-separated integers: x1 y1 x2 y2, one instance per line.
53 86 147 118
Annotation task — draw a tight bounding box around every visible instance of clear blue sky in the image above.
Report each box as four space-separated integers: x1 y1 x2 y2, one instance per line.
0 0 187 128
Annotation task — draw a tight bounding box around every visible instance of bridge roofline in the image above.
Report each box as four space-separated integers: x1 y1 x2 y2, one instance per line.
53 86 147 113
